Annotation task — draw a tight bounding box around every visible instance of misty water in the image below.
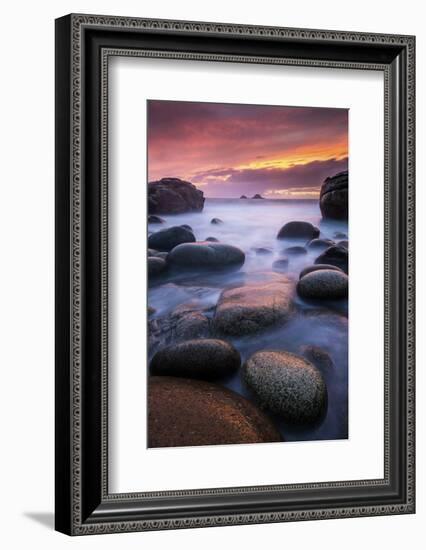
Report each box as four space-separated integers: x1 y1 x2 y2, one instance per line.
148 198 348 442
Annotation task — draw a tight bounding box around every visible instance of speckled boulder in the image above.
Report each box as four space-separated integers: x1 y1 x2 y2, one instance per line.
148 226 195 252
148 377 282 447
243 350 327 424
299 264 344 280
168 241 245 271
214 278 295 336
277 221 320 240
297 269 348 300
150 339 241 380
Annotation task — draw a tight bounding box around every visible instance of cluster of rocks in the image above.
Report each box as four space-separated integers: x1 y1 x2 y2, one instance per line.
147 174 348 448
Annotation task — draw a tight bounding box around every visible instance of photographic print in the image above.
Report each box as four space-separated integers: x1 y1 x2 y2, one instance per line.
147 100 349 448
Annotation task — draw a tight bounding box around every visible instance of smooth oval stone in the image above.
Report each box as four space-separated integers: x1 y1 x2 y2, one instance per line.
148 257 167 277
299 264 344 280
243 350 327 424
150 339 240 380
148 377 282 447
168 241 245 271
211 217 223 225
148 214 165 224
307 238 335 250
148 226 195 252
277 221 320 240
272 258 289 272
314 245 348 273
205 236 219 242
297 269 348 299
282 246 307 256
214 277 295 336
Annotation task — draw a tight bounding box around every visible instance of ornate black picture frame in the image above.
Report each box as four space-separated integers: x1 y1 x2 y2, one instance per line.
55 13 415 535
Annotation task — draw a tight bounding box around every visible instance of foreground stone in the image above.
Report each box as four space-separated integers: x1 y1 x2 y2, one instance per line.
320 171 348 220
148 178 204 214
299 263 344 279
168 242 245 271
214 277 295 336
148 377 282 447
297 269 348 300
243 350 327 424
148 226 195 251
314 245 348 273
150 339 240 380
277 221 320 240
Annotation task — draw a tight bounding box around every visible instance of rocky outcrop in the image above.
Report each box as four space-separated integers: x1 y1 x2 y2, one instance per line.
243 350 327 424
148 178 205 214
277 221 320 240
252 194 264 199
150 339 241 380
148 377 282 447
319 171 348 220
148 226 195 251
213 277 295 336
168 242 245 271
240 195 248 199
297 269 348 300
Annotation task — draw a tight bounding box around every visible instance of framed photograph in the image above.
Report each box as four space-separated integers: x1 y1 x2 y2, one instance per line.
55 14 415 535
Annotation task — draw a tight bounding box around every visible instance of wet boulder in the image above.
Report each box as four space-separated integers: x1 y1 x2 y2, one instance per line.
168 242 245 271
150 338 241 380
148 225 195 252
148 377 282 447
277 221 320 240
243 350 327 424
299 263 344 280
214 277 295 336
314 245 348 273
148 178 204 214
297 269 348 300
320 171 348 220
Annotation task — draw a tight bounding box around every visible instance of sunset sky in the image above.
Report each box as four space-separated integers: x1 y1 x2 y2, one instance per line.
147 100 348 199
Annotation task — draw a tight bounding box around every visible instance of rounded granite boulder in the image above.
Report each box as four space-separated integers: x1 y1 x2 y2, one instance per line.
314 245 348 273
213 277 295 336
148 226 195 252
148 377 282 447
243 350 327 424
299 263 344 280
297 269 348 300
150 339 241 380
168 241 245 271
277 221 320 240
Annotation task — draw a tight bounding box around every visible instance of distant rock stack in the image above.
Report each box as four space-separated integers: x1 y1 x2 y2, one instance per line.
148 177 205 214
319 171 348 220
252 193 264 199
240 195 248 199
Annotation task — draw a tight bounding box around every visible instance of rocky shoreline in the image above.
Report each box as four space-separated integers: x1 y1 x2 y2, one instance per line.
147 174 349 448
